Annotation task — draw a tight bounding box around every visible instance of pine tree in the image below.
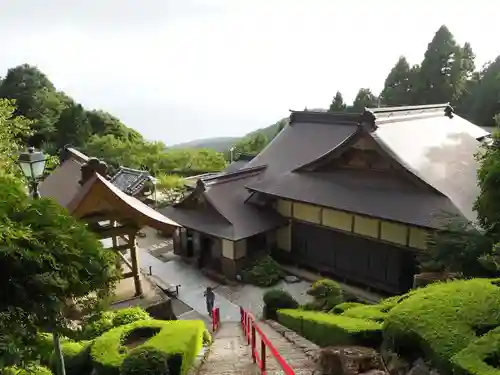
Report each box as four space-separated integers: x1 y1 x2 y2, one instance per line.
329 91 347 112
380 56 418 106
350 88 378 112
414 25 475 104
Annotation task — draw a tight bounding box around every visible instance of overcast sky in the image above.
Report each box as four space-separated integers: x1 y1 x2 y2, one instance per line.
1 0 499 145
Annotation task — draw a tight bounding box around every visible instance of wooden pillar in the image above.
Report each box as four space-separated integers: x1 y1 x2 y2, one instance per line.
111 220 118 248
129 232 143 296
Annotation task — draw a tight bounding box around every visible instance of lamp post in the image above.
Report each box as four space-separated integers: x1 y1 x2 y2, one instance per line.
17 147 66 375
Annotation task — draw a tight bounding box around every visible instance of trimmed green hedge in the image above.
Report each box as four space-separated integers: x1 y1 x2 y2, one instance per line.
330 302 365 314
263 289 299 320
82 308 152 340
277 309 382 347
341 304 388 323
241 256 285 287
91 319 208 375
383 278 500 372
451 326 500 375
50 340 92 375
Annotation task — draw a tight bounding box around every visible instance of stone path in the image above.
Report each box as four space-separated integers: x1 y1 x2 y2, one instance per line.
253 321 319 375
139 249 241 322
196 323 259 375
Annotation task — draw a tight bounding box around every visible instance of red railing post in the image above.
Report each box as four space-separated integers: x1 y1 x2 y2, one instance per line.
212 307 220 332
247 314 251 344
261 339 266 372
251 324 256 363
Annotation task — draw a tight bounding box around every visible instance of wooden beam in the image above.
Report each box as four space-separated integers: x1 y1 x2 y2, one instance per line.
122 271 135 279
116 249 134 272
95 225 137 239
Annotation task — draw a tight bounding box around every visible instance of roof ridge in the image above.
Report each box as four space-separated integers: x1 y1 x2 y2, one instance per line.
201 165 267 186
366 103 454 124
289 110 362 126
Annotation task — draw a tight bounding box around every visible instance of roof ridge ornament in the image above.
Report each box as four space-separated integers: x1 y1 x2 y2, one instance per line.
80 157 108 186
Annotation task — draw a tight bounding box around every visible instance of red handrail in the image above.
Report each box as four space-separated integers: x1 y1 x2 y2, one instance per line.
212 307 220 332
240 306 295 375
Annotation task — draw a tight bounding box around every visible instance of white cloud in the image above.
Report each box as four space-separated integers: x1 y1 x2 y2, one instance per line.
0 0 499 144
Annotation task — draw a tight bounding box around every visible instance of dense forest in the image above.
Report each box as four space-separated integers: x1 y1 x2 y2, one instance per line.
0 66 227 190
233 25 500 156
1 25 499 182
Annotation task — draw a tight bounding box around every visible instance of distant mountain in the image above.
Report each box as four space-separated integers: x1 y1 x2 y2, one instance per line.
169 136 240 151
170 109 325 152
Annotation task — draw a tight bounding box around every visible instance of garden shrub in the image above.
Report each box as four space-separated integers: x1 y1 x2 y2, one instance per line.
35 332 56 365
306 279 343 311
112 307 151 327
383 278 500 372
341 304 388 323
82 311 116 340
262 289 299 320
91 319 208 375
120 347 171 375
330 302 365 314
50 340 92 375
277 309 382 348
2 365 53 375
451 326 500 375
241 255 284 287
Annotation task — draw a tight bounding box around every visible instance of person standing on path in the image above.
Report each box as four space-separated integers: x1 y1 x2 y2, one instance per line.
204 286 215 317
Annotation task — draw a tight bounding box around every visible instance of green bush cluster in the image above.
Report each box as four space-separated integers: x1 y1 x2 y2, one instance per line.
5 308 208 375
278 278 500 374
91 319 208 375
304 279 343 311
383 278 500 372
277 309 382 347
262 289 299 320
241 256 284 287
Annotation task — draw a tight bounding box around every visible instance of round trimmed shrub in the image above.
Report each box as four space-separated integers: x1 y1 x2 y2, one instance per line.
112 308 151 327
82 311 116 339
263 289 299 320
120 347 170 375
50 341 92 375
307 279 343 311
241 256 285 287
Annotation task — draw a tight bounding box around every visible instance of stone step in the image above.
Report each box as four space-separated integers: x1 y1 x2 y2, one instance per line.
196 323 260 375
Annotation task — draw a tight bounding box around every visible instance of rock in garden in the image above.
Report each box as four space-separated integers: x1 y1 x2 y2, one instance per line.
318 346 387 375
284 275 300 283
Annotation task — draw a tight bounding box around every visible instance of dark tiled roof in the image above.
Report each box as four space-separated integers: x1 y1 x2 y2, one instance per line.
109 166 152 196
223 160 249 173
248 170 459 228
249 105 487 226
159 113 359 239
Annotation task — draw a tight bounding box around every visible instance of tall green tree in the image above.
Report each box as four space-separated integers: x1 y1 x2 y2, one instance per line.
475 115 500 240
380 57 418 106
350 88 378 112
328 91 347 112
55 102 91 148
233 133 269 156
414 25 475 105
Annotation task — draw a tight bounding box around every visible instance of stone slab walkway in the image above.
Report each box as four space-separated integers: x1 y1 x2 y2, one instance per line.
138 249 241 322
254 321 319 375
197 323 259 375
